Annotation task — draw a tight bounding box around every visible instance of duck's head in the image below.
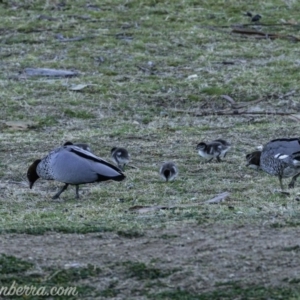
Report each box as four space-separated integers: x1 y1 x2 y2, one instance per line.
196 142 207 151
246 151 261 167
27 159 41 189
63 141 73 146
164 169 171 182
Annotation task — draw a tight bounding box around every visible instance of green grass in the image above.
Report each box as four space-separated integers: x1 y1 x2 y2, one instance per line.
1 0 300 298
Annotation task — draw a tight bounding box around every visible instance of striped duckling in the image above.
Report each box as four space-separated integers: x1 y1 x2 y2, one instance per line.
246 151 261 170
160 162 178 182
63 141 92 152
111 147 130 171
27 144 125 199
260 138 300 190
196 139 231 162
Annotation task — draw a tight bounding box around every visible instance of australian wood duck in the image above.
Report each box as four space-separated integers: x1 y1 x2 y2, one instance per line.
27 144 125 199
260 138 300 190
111 147 130 171
160 162 178 182
196 139 231 162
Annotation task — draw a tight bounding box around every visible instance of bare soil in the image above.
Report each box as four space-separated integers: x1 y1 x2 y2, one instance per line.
1 223 299 298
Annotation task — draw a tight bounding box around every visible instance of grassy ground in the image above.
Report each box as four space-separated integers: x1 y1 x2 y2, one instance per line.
1 0 300 298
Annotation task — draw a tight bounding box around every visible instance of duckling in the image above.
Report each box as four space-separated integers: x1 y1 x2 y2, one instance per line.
63 141 91 152
160 162 178 182
260 138 300 190
27 145 125 199
246 151 261 170
111 147 129 171
196 139 231 162
213 139 231 158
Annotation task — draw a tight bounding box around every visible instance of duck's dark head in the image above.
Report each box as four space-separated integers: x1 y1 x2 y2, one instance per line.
164 169 171 182
27 159 41 189
63 141 73 146
196 142 207 151
246 151 261 167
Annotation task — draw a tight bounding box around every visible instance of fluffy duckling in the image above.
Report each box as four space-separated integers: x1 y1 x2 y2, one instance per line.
196 139 231 162
27 144 125 199
64 141 91 152
260 138 300 190
246 151 261 170
111 147 130 171
160 162 178 182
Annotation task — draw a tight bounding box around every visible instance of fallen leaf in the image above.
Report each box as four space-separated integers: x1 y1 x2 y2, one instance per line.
3 121 38 131
129 205 168 213
187 74 198 80
69 84 89 91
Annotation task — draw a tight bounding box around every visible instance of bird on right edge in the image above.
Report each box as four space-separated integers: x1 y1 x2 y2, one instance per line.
160 162 178 182
260 138 300 190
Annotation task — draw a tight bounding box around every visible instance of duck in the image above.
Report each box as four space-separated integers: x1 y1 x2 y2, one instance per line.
246 151 261 170
196 139 231 162
111 147 130 171
260 138 300 190
160 162 178 182
63 141 91 152
27 144 125 199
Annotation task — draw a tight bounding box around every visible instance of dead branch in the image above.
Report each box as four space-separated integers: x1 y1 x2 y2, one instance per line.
171 109 294 117
220 95 236 105
205 192 230 204
232 28 300 41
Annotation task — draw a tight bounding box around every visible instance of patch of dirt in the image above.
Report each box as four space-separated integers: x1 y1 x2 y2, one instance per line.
1 223 300 296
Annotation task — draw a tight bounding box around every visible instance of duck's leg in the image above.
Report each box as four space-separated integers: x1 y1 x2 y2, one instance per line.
75 185 80 199
206 158 213 163
52 184 69 199
278 176 284 190
216 156 222 163
288 173 300 188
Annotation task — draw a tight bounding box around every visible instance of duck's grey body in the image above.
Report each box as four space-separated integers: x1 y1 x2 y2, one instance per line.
196 139 231 162
28 145 125 199
160 162 178 182
214 139 231 158
63 141 91 152
260 138 300 189
111 147 129 171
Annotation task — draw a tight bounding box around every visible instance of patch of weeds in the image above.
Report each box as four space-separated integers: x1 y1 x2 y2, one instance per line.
282 245 300 252
200 87 224 96
46 264 102 284
0 258 100 298
0 254 34 274
117 229 144 238
35 116 58 127
159 234 178 239
271 221 300 229
283 277 300 284
99 281 120 298
0 224 114 235
64 109 94 119
122 261 174 280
